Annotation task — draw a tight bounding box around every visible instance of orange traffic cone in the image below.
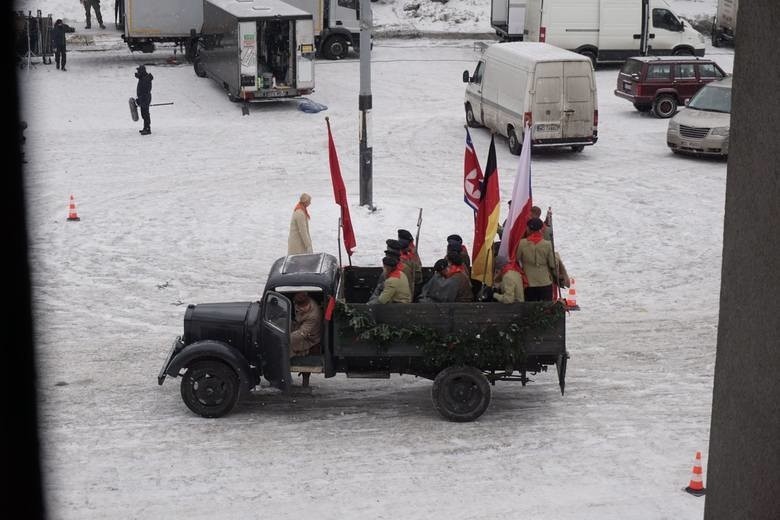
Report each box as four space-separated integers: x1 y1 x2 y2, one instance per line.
67 194 80 221
565 277 578 309
684 451 706 496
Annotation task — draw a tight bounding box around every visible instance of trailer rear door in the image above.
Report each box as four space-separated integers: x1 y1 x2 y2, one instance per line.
296 19 315 90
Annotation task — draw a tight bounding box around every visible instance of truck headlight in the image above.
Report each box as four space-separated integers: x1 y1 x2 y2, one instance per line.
710 126 729 136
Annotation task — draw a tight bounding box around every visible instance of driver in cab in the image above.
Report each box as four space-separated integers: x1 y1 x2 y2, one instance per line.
289 292 322 358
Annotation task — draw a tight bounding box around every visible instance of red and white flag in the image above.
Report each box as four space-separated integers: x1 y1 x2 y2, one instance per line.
463 128 483 213
498 126 533 263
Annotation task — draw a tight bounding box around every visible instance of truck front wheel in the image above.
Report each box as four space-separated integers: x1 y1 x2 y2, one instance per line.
180 360 239 418
432 366 491 422
323 35 349 60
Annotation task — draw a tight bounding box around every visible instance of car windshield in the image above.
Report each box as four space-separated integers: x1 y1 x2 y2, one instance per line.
687 85 732 113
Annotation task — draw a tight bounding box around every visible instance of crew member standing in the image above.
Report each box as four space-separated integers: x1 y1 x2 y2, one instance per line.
51 19 67 71
135 65 153 135
82 0 106 29
288 193 313 254
516 217 557 301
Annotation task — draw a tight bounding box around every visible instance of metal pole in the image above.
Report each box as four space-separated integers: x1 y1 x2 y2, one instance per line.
358 0 373 209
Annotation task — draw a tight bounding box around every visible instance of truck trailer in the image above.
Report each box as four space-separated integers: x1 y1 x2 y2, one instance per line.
193 0 315 106
115 0 203 56
282 0 360 59
491 0 705 64
711 0 738 47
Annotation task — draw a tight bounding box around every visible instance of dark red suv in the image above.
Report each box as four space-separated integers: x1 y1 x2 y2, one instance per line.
614 56 727 118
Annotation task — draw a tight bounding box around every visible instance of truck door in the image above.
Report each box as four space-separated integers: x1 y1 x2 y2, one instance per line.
260 291 292 391
239 21 258 96
561 61 595 140
331 0 360 33
597 0 645 60
295 19 315 90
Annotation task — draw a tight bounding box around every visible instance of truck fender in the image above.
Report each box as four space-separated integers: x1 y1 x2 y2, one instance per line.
166 340 255 393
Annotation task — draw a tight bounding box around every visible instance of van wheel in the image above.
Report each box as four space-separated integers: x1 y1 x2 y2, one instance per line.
180 360 239 418
652 95 677 118
580 49 597 68
465 103 480 128
633 102 652 113
323 35 349 60
508 127 522 155
432 366 491 422
571 145 585 153
673 47 695 56
193 57 207 78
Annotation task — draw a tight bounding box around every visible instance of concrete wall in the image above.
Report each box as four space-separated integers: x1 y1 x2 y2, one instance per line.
704 2 780 519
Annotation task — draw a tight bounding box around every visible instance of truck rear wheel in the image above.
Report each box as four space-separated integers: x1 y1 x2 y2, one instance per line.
193 57 207 78
180 360 239 418
432 366 491 422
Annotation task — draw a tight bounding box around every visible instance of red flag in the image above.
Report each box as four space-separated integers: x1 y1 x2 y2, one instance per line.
463 128 483 213
326 119 356 256
471 135 501 285
498 125 533 263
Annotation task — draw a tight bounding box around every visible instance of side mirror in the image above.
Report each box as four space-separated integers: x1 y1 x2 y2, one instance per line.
462 70 470 83
684 98 689 106
677 21 684 32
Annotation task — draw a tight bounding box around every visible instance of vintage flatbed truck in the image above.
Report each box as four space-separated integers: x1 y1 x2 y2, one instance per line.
158 253 570 421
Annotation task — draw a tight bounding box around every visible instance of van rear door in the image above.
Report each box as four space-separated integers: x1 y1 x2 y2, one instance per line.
239 21 258 97
530 61 564 139
561 61 595 140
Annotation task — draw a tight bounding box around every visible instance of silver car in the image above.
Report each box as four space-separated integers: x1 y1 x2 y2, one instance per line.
667 76 732 158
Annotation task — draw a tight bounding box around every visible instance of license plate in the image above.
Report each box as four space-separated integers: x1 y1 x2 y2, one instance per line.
680 140 695 148
536 123 560 132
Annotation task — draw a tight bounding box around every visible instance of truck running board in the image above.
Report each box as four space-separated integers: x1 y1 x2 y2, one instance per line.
346 372 391 379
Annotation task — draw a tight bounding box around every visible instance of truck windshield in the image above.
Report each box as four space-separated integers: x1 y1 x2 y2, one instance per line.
687 86 732 113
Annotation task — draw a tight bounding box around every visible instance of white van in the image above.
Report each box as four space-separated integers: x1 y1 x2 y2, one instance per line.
491 0 706 64
463 42 598 154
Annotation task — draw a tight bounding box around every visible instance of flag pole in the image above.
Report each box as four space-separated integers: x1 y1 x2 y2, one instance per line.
547 207 562 301
337 217 343 268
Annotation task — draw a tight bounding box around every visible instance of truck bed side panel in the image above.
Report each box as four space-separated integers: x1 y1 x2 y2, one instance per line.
125 0 204 38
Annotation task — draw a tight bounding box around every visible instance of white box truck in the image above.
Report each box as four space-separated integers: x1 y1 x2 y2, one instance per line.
463 42 598 155
711 0 738 47
193 0 315 108
490 0 705 64
116 0 357 60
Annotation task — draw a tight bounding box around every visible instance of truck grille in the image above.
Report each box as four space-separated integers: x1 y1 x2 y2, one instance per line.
679 125 710 139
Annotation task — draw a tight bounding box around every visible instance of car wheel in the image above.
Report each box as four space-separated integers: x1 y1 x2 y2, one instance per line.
323 35 349 60
180 360 239 418
633 102 652 113
465 103 480 128
653 95 677 118
193 57 207 78
508 127 522 155
432 366 491 422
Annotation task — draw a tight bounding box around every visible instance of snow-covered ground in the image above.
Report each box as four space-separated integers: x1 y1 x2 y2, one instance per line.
18 1 732 519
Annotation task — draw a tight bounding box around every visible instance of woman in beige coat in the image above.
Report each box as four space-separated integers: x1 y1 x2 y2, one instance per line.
288 193 313 254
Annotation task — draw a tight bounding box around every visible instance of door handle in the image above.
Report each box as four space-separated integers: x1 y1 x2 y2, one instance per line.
633 34 641 39
649 33 656 39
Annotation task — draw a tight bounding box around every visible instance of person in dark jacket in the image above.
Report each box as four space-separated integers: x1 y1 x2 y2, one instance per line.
135 65 153 135
83 0 106 29
418 259 459 303
51 19 67 71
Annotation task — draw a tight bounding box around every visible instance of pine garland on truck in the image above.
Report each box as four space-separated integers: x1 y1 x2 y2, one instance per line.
336 301 566 368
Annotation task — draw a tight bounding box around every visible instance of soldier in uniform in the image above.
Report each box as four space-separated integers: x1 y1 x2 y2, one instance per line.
418 259 458 303
492 257 525 303
446 251 473 302
370 256 411 304
516 217 557 301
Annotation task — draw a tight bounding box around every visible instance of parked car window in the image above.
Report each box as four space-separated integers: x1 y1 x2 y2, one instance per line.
688 86 732 113
647 64 671 81
676 63 696 79
620 59 643 76
698 63 724 79
472 61 484 85
652 9 681 31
